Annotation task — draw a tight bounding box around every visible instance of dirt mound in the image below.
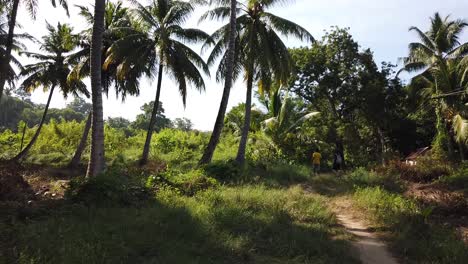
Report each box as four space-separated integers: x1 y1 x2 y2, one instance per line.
0 163 34 202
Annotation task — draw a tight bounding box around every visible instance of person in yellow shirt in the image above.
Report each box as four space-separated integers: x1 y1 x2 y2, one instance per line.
312 149 322 175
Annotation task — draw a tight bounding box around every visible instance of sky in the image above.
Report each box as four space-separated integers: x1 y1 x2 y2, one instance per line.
15 0 468 130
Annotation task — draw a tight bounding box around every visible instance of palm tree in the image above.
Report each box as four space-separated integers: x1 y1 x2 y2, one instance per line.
200 0 313 164
400 12 468 159
107 0 210 166
0 0 69 104
11 23 87 162
67 1 143 169
199 0 238 165
87 0 106 177
262 85 319 146
0 13 34 90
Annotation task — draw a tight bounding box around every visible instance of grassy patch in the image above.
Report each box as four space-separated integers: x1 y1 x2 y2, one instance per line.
353 186 468 264
2 185 358 264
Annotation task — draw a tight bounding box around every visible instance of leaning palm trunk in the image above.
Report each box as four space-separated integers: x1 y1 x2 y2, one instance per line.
12 86 55 162
0 0 19 104
235 71 253 164
68 111 92 168
199 0 237 165
140 64 164 166
87 0 106 177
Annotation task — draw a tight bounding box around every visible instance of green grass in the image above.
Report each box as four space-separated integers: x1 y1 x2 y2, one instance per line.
352 186 468 264
1 184 358 264
308 171 468 264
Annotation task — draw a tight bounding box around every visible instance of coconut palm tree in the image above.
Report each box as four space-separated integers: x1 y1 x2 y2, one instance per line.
400 12 468 159
199 0 238 165
67 1 144 169
87 0 106 177
11 23 87 162
0 0 69 104
200 0 313 164
263 85 319 146
0 13 34 90
107 0 210 166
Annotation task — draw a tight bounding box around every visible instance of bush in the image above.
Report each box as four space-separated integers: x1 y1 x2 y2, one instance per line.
66 173 151 206
376 157 452 183
438 162 468 191
146 169 219 196
345 167 401 191
203 160 243 182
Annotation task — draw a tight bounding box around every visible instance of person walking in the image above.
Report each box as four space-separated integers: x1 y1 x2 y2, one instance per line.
311 149 322 175
333 150 343 174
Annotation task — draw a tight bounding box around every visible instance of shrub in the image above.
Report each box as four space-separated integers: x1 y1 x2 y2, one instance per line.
438 162 468 191
203 160 243 182
66 173 151 206
376 157 452 183
399 156 452 182
146 169 219 196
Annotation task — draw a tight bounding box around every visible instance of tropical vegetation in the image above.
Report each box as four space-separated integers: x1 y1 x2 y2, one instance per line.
1 1 468 263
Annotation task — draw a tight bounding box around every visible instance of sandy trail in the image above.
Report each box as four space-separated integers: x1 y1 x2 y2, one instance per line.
332 202 399 264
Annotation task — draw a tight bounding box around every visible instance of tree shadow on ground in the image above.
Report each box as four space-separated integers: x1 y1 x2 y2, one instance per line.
1 189 360 264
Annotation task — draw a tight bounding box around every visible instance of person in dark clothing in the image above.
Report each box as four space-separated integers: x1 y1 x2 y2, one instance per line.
332 151 343 172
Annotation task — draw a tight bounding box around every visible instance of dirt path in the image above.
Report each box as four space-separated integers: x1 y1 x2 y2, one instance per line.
332 200 399 264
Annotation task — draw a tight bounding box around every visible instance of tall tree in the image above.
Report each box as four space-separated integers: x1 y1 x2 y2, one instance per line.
11 23 86 162
87 0 106 177
199 0 238 165
400 12 468 159
107 0 210 166
0 0 69 104
200 0 313 164
67 1 141 169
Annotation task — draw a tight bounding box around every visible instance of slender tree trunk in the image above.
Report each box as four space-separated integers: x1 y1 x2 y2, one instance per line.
0 0 19 104
458 143 465 162
235 71 253 164
199 0 237 165
68 112 92 168
12 86 55 162
140 64 164 166
377 127 386 165
20 123 27 151
434 106 454 160
87 0 106 177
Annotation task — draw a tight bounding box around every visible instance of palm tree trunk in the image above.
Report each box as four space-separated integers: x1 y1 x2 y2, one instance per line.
199 0 237 165
87 0 106 177
235 71 254 164
458 142 465 162
434 106 455 160
68 111 92 168
140 64 164 166
12 86 55 162
0 0 19 104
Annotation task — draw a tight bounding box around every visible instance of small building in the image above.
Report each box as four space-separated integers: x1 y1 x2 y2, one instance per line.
404 147 431 166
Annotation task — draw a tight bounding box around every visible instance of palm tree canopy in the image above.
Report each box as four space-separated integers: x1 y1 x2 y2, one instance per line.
106 0 211 106
21 0 69 19
20 22 87 98
201 0 314 94
68 1 142 100
401 12 468 75
0 14 35 86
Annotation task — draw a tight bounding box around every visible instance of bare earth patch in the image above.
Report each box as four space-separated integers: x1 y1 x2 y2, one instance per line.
332 199 399 264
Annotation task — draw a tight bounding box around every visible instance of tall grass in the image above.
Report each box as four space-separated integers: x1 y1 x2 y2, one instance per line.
353 186 468 264
4 186 358 264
